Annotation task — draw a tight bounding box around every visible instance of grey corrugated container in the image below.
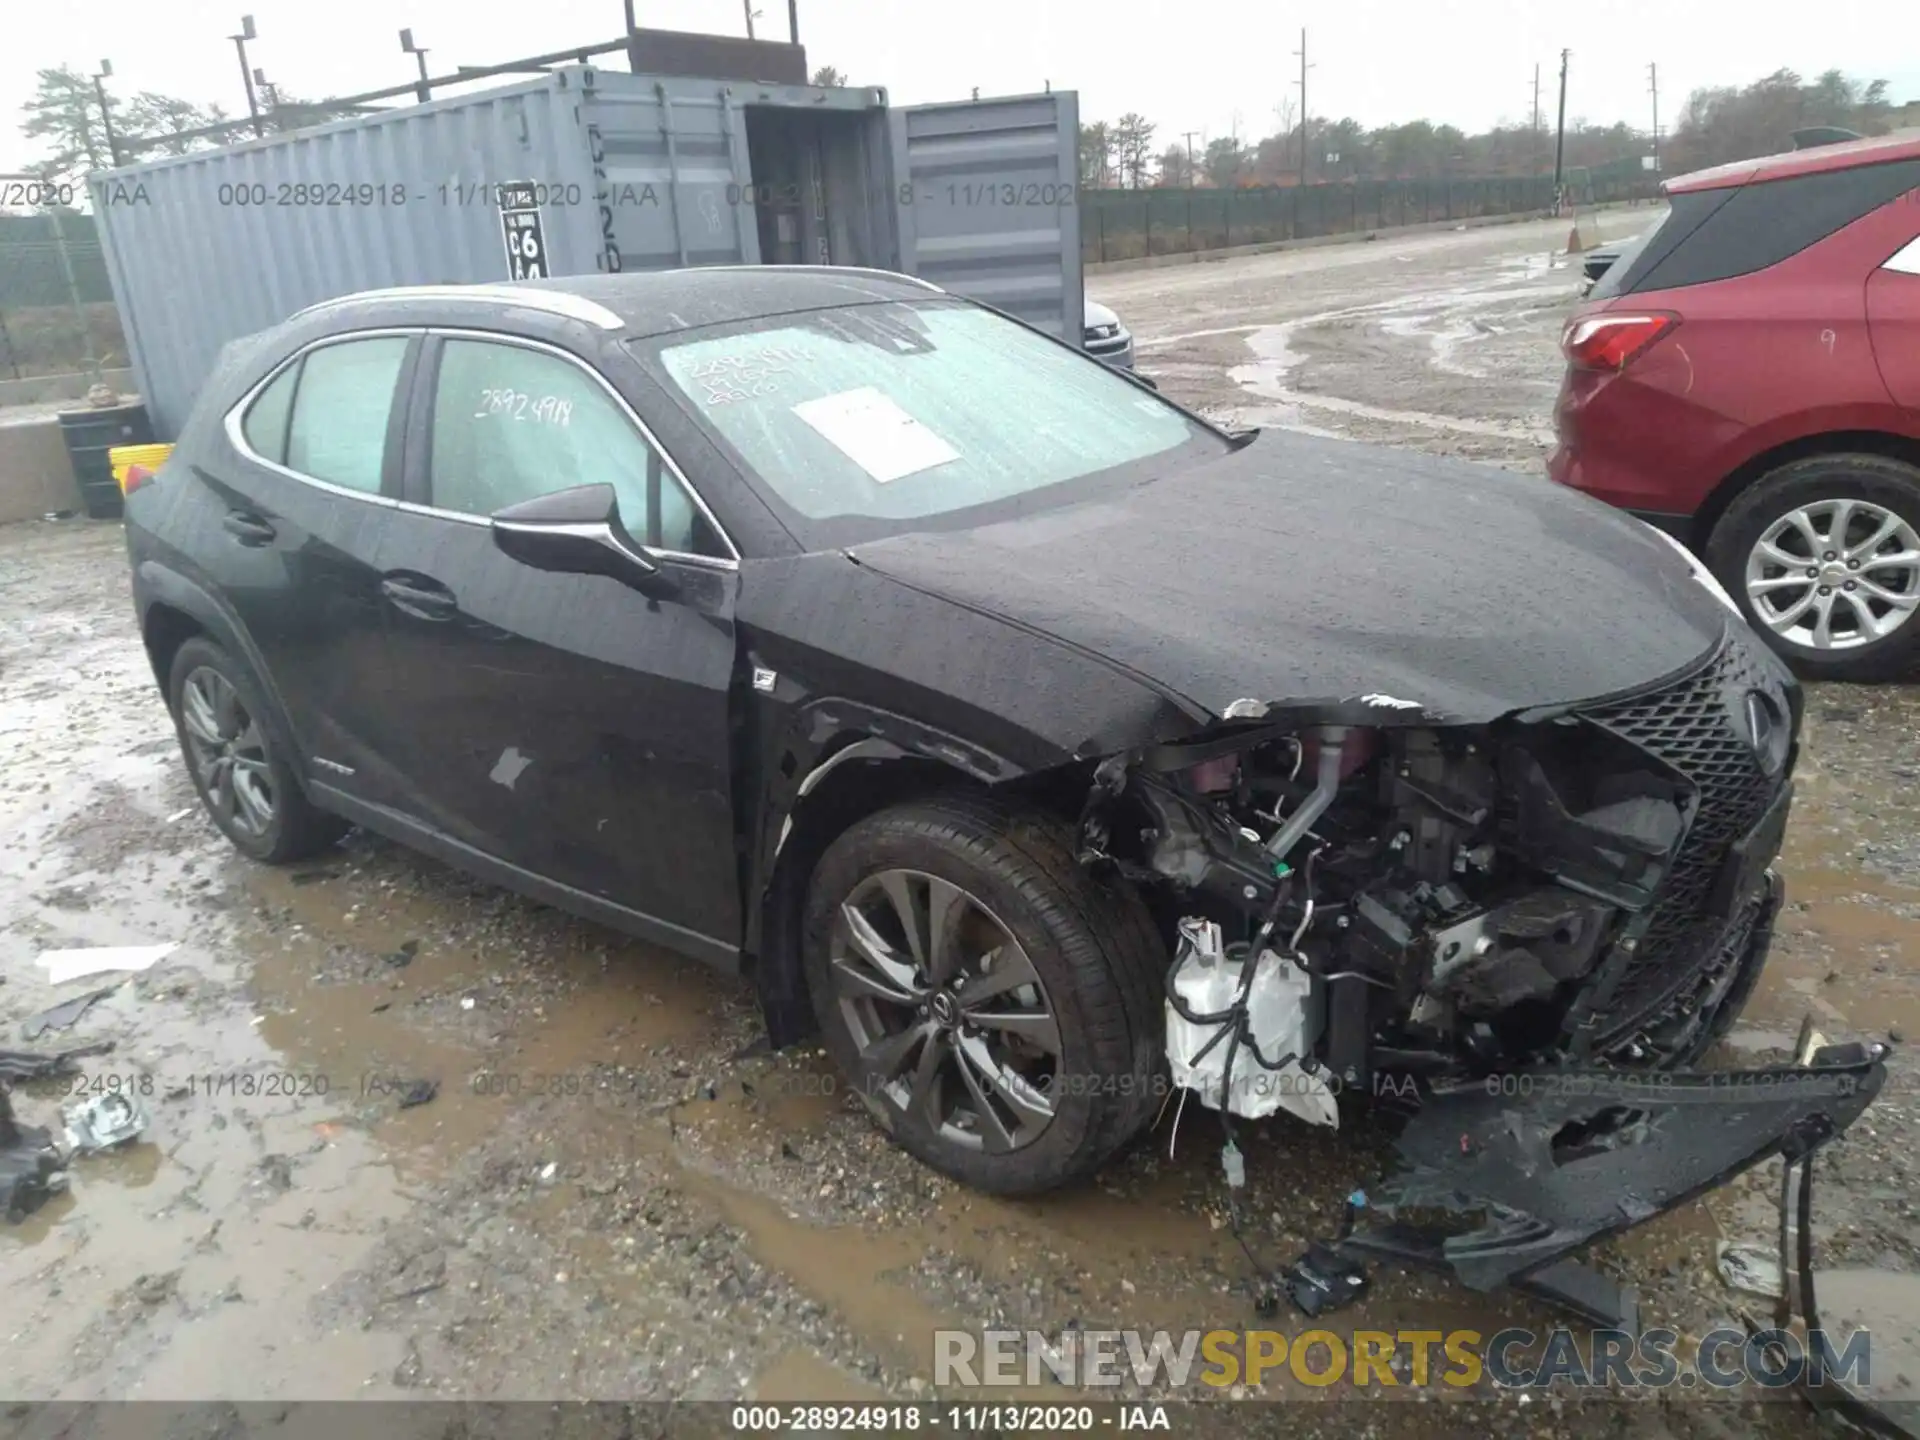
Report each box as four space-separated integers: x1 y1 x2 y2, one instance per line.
88 67 1084 438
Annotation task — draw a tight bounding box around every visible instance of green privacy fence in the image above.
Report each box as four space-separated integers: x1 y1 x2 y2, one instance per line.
0 212 122 380
1082 173 1660 264
0 213 115 307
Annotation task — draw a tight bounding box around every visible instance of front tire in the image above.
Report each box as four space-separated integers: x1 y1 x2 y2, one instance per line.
168 636 346 864
1706 453 1920 681
802 795 1164 1195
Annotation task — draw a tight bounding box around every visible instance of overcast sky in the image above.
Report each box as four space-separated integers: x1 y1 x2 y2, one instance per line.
5 0 1917 177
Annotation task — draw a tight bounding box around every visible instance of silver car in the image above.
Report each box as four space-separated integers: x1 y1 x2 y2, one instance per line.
1083 297 1135 369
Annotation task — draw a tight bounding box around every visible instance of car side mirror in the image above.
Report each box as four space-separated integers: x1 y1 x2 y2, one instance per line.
489 483 679 599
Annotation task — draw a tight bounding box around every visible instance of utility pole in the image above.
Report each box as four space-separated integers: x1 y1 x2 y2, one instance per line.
92 61 121 167
400 30 431 104
742 0 758 40
1531 63 1542 173
788 0 799 43
1182 129 1201 186
230 15 262 138
1294 28 1313 183
1552 47 1570 197
623 0 640 71
1648 61 1660 173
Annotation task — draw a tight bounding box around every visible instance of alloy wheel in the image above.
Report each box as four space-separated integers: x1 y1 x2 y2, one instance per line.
828 869 1061 1153
179 667 277 838
1744 498 1920 651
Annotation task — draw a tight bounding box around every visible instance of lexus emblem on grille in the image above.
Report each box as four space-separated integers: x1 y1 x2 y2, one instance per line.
1744 688 1788 776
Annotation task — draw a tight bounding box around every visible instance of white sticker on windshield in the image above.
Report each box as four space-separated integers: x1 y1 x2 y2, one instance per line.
791 387 959 483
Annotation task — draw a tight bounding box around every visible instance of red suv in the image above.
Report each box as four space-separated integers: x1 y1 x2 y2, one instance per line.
1550 133 1920 680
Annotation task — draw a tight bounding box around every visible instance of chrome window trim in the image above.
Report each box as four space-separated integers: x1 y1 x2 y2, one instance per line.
292 285 624 331
420 327 741 568
222 327 418 508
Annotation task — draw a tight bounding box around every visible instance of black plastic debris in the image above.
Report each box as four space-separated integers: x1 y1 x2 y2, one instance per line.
383 941 420 969
20 985 118 1042
1334 1047 1886 1325
1 1086 67 1222
1282 1243 1370 1317
0 1041 114 1083
397 1080 438 1110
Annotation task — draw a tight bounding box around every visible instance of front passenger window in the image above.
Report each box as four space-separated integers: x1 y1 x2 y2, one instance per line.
284 337 409 493
427 338 727 558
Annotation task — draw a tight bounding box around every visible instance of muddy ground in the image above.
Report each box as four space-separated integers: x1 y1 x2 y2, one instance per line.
2 217 1918 1435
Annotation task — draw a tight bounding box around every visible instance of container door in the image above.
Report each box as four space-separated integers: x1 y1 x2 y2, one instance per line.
580 77 761 274
889 93 1084 343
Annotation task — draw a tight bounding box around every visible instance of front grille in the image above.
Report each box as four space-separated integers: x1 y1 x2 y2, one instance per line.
1579 637 1784 1031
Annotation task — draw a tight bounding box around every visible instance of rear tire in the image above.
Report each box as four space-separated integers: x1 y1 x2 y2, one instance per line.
168 636 346 864
802 794 1164 1195
1706 453 1920 682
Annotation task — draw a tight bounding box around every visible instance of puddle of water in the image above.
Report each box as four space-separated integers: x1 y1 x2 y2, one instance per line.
1226 310 1559 445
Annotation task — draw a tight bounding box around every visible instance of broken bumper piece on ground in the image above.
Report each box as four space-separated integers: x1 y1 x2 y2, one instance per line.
1334 1043 1887 1327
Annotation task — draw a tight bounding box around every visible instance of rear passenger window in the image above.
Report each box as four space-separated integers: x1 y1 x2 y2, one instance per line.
284 337 409 493
427 338 728 558
1623 158 1920 295
241 362 299 464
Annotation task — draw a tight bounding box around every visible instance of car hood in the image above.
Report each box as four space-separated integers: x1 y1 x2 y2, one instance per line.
1083 297 1122 330
844 430 1736 724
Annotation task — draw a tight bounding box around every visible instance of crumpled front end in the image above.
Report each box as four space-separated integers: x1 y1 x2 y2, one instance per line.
1073 626 1885 1297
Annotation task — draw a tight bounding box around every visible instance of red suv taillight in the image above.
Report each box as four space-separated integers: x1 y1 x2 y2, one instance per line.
1562 312 1679 371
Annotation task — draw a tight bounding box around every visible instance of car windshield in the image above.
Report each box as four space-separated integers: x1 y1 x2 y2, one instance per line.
640 299 1228 545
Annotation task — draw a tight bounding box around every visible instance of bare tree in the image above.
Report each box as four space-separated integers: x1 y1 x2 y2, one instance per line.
123 94 231 156
1112 112 1156 188
1078 121 1113 186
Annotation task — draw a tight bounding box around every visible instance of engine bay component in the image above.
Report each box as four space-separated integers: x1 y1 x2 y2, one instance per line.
1165 919 1337 1127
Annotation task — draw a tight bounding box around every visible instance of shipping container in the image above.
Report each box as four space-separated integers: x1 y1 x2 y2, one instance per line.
88 67 1084 438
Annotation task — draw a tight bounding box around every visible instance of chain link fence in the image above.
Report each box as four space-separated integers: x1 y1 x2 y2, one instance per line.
0 213 125 380
1083 173 1661 264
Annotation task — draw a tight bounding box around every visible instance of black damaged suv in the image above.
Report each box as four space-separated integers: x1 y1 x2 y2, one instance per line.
125 272 1875 1258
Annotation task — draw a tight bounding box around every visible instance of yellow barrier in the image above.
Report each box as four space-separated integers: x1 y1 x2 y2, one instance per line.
110 442 174 491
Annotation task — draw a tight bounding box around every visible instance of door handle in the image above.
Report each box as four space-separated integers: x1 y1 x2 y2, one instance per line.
222 511 277 546
380 573 460 622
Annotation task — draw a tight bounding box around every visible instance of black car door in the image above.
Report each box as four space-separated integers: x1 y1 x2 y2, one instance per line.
213 331 422 807
373 329 744 960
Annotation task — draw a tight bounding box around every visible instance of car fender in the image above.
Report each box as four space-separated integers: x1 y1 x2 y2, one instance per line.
136 559 309 783
745 696 1030 1047
1694 399 1920 528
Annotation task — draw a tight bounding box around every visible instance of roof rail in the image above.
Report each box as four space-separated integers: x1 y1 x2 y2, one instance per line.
677 263 946 293
291 284 624 330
